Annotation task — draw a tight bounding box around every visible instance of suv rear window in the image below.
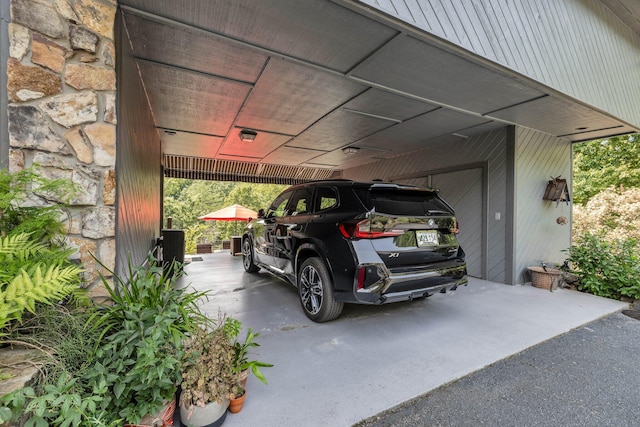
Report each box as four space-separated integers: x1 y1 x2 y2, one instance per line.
357 188 452 216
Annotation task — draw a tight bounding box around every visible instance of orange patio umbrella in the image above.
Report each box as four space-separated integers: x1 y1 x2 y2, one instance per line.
198 204 258 221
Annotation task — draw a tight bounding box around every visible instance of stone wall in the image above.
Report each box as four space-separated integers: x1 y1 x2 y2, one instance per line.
6 0 116 295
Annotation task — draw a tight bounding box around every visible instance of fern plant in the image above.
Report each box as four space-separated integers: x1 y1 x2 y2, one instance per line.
0 232 83 334
0 167 83 335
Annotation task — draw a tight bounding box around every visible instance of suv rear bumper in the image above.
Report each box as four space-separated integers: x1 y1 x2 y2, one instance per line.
340 259 468 305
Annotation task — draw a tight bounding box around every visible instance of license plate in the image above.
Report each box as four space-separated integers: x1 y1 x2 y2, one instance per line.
416 230 439 247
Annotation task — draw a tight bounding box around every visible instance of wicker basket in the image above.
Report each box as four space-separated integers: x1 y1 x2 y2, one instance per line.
528 266 564 290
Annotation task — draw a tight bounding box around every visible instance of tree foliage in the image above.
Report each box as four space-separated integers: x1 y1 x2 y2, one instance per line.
570 133 640 302
572 134 640 204
163 179 286 252
573 187 640 242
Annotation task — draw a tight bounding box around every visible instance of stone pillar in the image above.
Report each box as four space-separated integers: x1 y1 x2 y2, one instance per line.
6 0 117 296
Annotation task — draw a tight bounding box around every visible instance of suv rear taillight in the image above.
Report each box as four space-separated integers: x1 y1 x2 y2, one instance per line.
451 220 459 235
339 219 405 239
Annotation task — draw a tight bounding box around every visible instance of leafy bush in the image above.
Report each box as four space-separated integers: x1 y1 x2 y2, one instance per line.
84 256 207 424
566 232 640 300
0 304 109 427
0 167 77 244
573 187 640 242
1 256 208 426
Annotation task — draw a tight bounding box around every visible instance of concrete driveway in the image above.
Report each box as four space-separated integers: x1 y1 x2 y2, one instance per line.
177 252 626 427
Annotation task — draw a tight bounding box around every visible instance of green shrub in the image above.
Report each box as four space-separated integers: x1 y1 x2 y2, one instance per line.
0 304 109 427
1 255 208 426
0 167 77 244
84 255 207 424
567 232 640 300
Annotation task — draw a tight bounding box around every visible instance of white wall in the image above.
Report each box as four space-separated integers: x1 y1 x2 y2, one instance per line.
513 127 572 284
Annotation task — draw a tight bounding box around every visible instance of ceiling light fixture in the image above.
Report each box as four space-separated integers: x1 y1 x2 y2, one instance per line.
239 129 257 142
342 146 360 154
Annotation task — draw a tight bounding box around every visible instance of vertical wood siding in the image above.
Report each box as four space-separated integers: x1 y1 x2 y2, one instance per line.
359 0 640 129
344 128 508 282
115 12 163 275
513 127 572 283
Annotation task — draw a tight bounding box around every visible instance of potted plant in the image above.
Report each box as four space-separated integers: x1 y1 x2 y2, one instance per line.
179 319 236 427
224 317 273 388
87 256 208 426
228 384 246 414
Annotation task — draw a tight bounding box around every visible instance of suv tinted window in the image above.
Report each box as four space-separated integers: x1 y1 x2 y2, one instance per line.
289 188 314 216
316 187 338 212
357 188 451 216
268 191 293 217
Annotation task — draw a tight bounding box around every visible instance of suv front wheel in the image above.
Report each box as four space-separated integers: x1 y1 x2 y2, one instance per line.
242 237 259 273
298 257 343 322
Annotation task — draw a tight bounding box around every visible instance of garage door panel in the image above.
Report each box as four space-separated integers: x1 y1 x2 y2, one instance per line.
432 169 483 279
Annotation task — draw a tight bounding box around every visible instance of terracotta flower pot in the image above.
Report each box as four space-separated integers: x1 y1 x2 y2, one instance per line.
229 390 246 414
124 398 176 427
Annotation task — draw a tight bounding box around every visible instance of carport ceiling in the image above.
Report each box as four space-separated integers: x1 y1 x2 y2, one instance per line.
119 0 636 183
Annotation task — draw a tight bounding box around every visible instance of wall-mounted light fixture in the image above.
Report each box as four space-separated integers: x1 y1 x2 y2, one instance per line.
342 146 360 154
239 129 257 142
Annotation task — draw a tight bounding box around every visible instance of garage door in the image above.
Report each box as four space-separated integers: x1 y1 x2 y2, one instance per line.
431 169 483 278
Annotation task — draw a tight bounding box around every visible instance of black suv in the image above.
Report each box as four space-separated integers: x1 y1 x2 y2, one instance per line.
242 180 467 322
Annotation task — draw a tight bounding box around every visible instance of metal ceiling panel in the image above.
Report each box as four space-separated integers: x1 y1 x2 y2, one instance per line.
160 129 224 157
137 60 252 135
487 96 623 137
306 147 388 169
218 128 291 158
236 59 367 135
299 161 339 169
262 146 325 166
452 121 509 138
123 10 267 83
120 1 637 185
120 0 398 73
343 88 439 121
351 35 545 115
357 108 490 153
286 108 396 151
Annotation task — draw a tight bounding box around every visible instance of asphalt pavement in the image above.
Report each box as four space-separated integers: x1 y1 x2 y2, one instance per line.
354 310 640 427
